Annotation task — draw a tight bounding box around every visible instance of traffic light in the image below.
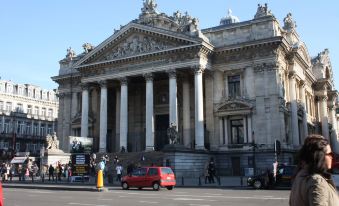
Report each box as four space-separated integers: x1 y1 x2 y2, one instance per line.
275 140 281 155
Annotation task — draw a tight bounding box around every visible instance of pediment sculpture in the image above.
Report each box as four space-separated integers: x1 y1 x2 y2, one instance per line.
102 35 178 61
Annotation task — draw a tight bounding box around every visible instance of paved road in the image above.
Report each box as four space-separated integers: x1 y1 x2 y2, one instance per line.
4 187 290 206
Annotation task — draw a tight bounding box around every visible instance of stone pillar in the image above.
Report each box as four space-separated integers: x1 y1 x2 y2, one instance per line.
182 78 191 148
289 72 299 146
115 89 121 152
299 81 308 140
320 96 329 140
99 81 108 153
120 78 128 151
81 84 89 137
71 92 78 117
145 73 154 151
168 70 178 128
247 116 253 143
194 66 205 150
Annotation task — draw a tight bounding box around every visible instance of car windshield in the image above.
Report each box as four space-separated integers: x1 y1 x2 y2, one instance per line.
131 168 147 176
161 168 173 174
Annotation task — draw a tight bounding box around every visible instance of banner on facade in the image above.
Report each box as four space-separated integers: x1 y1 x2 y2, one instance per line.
71 153 90 176
69 136 93 153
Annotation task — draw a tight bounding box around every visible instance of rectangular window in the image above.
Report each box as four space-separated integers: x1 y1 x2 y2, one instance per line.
4 121 10 133
33 124 38 136
16 143 20 151
228 75 241 98
4 142 9 149
40 126 45 136
6 102 12 112
48 109 53 117
47 126 52 134
27 105 32 114
41 108 46 117
19 121 25 134
34 107 39 115
16 103 23 112
26 124 31 135
18 87 23 95
230 119 244 144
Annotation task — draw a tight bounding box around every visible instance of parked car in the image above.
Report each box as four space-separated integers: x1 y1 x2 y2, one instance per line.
247 165 297 189
121 166 176 191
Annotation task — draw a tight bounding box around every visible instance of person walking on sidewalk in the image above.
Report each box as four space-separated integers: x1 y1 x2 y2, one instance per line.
48 164 55 181
208 158 216 184
115 163 123 182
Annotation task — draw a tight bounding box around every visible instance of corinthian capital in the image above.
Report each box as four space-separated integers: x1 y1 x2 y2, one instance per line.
98 80 107 87
119 77 128 86
192 65 205 74
167 69 177 79
144 73 154 82
80 83 89 90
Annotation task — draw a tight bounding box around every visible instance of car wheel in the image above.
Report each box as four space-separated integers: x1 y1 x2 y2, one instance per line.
122 182 129 190
152 182 160 191
253 180 262 189
166 186 173 190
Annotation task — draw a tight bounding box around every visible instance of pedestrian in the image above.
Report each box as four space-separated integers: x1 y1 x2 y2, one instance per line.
48 164 55 181
208 158 216 183
289 134 339 206
203 161 210 184
115 163 123 182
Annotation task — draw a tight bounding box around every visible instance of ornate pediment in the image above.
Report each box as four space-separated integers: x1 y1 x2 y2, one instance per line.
215 99 253 115
74 23 202 69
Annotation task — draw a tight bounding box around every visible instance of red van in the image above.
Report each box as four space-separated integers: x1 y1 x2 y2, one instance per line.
121 167 176 191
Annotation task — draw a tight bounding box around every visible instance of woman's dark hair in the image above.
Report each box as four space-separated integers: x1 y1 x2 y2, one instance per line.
298 134 329 175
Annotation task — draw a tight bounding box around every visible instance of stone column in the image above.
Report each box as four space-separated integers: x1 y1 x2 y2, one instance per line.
194 66 205 149
300 81 308 140
289 72 299 146
81 84 89 137
120 78 128 151
223 117 229 145
320 96 329 139
71 92 78 118
182 77 191 148
115 89 121 152
99 81 108 153
168 70 178 129
144 73 154 151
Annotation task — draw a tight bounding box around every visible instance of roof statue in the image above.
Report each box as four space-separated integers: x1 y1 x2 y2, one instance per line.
283 13 297 31
82 43 95 53
254 3 273 19
66 47 76 60
141 0 158 15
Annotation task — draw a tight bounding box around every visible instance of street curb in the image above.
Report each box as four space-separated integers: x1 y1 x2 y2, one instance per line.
2 184 100 192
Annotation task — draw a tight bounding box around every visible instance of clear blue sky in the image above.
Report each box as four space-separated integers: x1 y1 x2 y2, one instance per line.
1 0 338 90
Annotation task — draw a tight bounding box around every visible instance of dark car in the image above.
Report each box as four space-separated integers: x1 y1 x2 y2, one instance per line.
121 166 176 191
247 165 297 189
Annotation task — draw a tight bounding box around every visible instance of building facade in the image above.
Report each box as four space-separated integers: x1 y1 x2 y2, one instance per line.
52 1 339 175
0 80 59 159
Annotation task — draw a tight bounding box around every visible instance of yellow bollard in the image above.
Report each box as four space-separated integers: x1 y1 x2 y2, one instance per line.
97 169 104 191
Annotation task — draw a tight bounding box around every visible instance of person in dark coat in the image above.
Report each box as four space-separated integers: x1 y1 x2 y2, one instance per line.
48 164 55 181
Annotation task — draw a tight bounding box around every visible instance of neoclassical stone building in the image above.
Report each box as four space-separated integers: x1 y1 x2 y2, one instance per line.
52 1 338 175
0 80 59 158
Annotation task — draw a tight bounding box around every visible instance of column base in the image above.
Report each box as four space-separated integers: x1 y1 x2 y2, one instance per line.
195 145 206 150
99 148 107 153
145 146 154 151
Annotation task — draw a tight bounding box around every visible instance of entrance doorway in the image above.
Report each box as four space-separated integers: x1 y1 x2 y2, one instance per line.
155 114 169 151
231 157 241 176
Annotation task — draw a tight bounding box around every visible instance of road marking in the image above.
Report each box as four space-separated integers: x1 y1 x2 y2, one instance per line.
173 198 205 201
100 199 113 201
139 201 159 204
189 204 211 206
68 203 108 206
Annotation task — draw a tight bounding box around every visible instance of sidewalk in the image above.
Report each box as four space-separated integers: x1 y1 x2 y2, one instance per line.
2 176 249 191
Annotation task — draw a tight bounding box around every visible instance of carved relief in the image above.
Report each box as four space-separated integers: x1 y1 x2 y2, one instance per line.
101 35 178 61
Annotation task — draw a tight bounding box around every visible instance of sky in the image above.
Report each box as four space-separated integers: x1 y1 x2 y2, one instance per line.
0 0 338 90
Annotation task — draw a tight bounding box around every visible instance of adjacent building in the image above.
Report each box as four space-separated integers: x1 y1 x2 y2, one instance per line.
0 79 59 159
52 1 339 176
